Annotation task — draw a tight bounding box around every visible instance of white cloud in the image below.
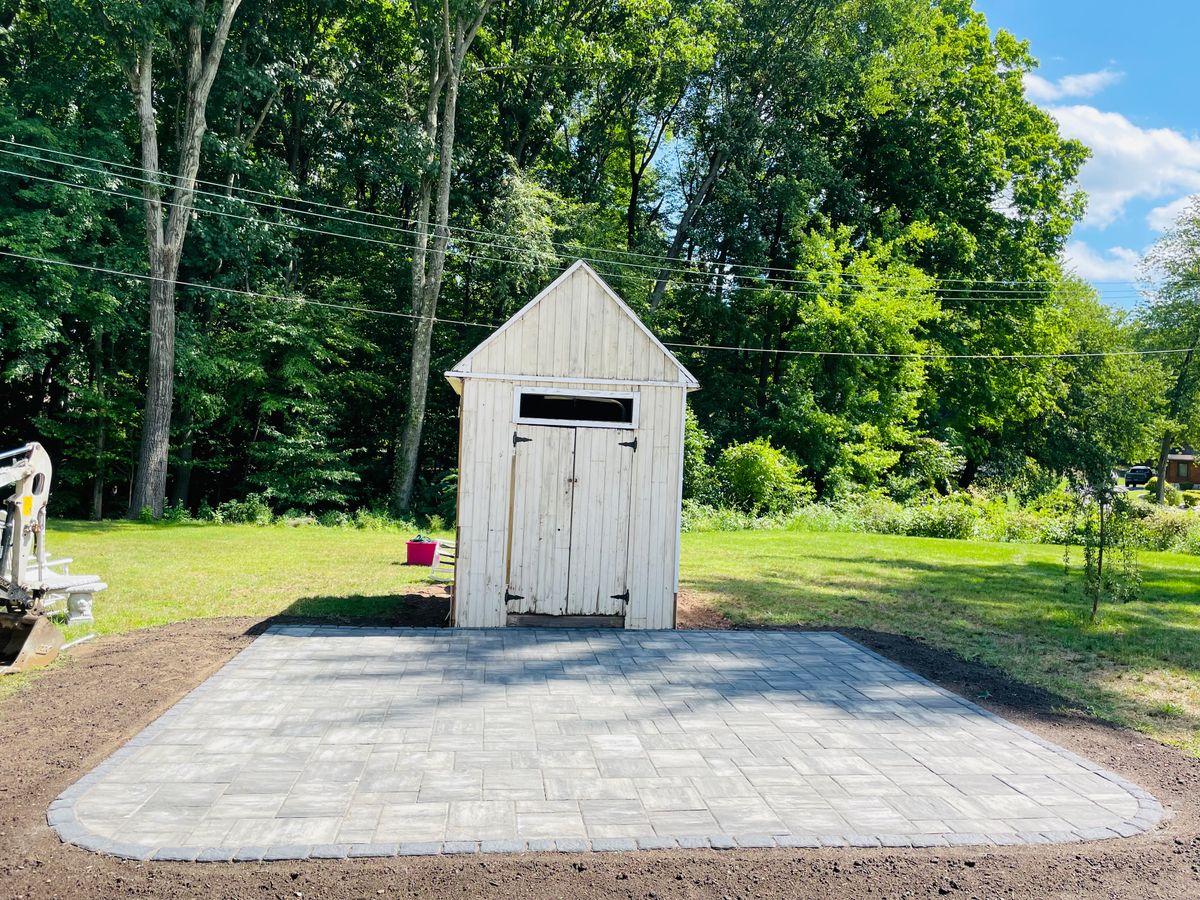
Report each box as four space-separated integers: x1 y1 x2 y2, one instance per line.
1024 68 1123 102
1147 194 1199 232
1047 105 1200 227
1063 241 1142 281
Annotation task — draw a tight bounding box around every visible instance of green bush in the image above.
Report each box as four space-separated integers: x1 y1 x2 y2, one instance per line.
681 499 756 532
161 501 192 523
905 498 979 540
716 438 813 515
841 494 910 535
352 508 396 530
683 408 719 504
1134 505 1197 551
680 485 1200 555
215 493 274 525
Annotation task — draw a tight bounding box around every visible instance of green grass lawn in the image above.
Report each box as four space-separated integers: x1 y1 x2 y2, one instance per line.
41 520 453 642
9 521 1200 756
682 530 1200 755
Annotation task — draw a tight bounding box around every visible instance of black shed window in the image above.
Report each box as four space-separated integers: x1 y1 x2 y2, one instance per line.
518 392 634 425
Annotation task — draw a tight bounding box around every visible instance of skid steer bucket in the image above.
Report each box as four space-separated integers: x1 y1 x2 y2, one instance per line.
0 613 63 675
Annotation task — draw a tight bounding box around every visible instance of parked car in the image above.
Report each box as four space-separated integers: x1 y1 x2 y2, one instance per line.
1125 465 1154 487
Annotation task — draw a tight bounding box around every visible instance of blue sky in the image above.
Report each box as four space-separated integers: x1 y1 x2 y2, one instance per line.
978 1 1200 306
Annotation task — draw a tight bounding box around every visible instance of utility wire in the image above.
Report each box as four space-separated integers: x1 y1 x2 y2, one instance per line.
1 248 1189 362
0 248 493 328
0 163 1153 305
0 148 1027 299
0 137 1155 296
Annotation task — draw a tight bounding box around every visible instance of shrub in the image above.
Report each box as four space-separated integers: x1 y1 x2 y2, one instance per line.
716 438 814 515
353 508 400 530
215 493 274 525
681 499 756 532
905 497 979 540
1144 476 1158 495
317 510 350 527
888 438 964 500
162 501 192 523
840 494 910 535
683 408 718 504
1134 505 1197 551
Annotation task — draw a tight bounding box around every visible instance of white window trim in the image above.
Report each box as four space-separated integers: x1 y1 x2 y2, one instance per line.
512 386 639 429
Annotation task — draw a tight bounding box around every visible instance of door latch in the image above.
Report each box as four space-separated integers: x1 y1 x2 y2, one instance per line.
618 437 637 451
513 432 532 446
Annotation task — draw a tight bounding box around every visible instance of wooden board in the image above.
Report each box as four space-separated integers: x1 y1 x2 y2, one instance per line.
462 265 692 385
566 427 634 616
506 424 574 615
506 613 625 629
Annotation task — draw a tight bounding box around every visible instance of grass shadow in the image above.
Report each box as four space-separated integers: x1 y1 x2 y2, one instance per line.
268 589 452 629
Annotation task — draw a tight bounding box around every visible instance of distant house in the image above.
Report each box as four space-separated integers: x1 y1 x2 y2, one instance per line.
1165 447 1199 487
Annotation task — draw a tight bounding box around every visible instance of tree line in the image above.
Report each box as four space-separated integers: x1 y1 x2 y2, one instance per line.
0 0 1193 520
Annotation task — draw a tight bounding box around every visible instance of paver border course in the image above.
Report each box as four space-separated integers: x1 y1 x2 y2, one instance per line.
48 626 1166 860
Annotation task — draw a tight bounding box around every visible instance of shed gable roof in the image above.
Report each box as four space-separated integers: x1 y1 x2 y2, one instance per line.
447 260 699 388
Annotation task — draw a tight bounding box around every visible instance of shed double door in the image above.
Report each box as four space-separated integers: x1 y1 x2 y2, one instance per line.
506 423 634 617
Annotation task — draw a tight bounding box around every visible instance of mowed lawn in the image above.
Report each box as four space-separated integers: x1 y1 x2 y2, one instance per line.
683 530 1200 756
12 521 1200 756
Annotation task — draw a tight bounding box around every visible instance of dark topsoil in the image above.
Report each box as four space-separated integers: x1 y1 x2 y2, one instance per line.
3 589 1199 900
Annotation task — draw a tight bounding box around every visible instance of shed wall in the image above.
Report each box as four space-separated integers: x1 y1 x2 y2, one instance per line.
463 266 686 385
454 377 685 629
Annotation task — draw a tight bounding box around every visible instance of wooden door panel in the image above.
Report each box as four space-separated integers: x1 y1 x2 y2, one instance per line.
506 424 574 615
567 428 634 615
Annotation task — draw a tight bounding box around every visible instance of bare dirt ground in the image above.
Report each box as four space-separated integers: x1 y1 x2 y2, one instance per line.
3 589 1199 899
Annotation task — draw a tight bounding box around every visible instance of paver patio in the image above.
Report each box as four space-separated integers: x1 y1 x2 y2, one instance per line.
49 626 1163 861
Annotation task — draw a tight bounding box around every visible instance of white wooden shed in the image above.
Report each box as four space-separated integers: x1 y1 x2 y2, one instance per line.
445 260 699 629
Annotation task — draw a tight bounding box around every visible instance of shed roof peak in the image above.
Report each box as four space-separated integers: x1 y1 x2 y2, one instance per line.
449 260 699 388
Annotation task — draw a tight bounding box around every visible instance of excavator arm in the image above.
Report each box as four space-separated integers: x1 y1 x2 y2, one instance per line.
0 443 52 609
0 443 63 673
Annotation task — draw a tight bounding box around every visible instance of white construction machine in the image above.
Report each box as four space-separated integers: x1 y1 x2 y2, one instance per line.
1 442 105 674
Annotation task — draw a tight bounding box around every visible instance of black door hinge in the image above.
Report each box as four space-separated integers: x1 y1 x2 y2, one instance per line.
505 591 524 603
618 437 637 451
610 591 630 604
513 432 532 446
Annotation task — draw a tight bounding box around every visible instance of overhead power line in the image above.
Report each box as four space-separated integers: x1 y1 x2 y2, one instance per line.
0 248 492 328
0 137 1153 297
0 248 1189 362
0 162 1152 305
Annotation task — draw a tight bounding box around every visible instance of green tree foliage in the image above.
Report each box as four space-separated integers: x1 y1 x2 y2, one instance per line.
1138 197 1200 502
715 438 814 514
681 407 716 503
0 0 1143 524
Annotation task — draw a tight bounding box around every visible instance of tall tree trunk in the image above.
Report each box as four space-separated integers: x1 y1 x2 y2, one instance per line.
1155 434 1172 504
90 424 105 521
131 276 176 516
648 148 727 311
391 0 492 515
90 329 105 522
126 0 243 518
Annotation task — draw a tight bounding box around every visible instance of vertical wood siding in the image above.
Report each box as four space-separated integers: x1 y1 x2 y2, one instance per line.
452 264 692 629
467 266 683 383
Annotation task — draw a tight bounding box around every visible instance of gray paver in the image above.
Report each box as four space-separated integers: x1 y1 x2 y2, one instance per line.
48 627 1163 860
